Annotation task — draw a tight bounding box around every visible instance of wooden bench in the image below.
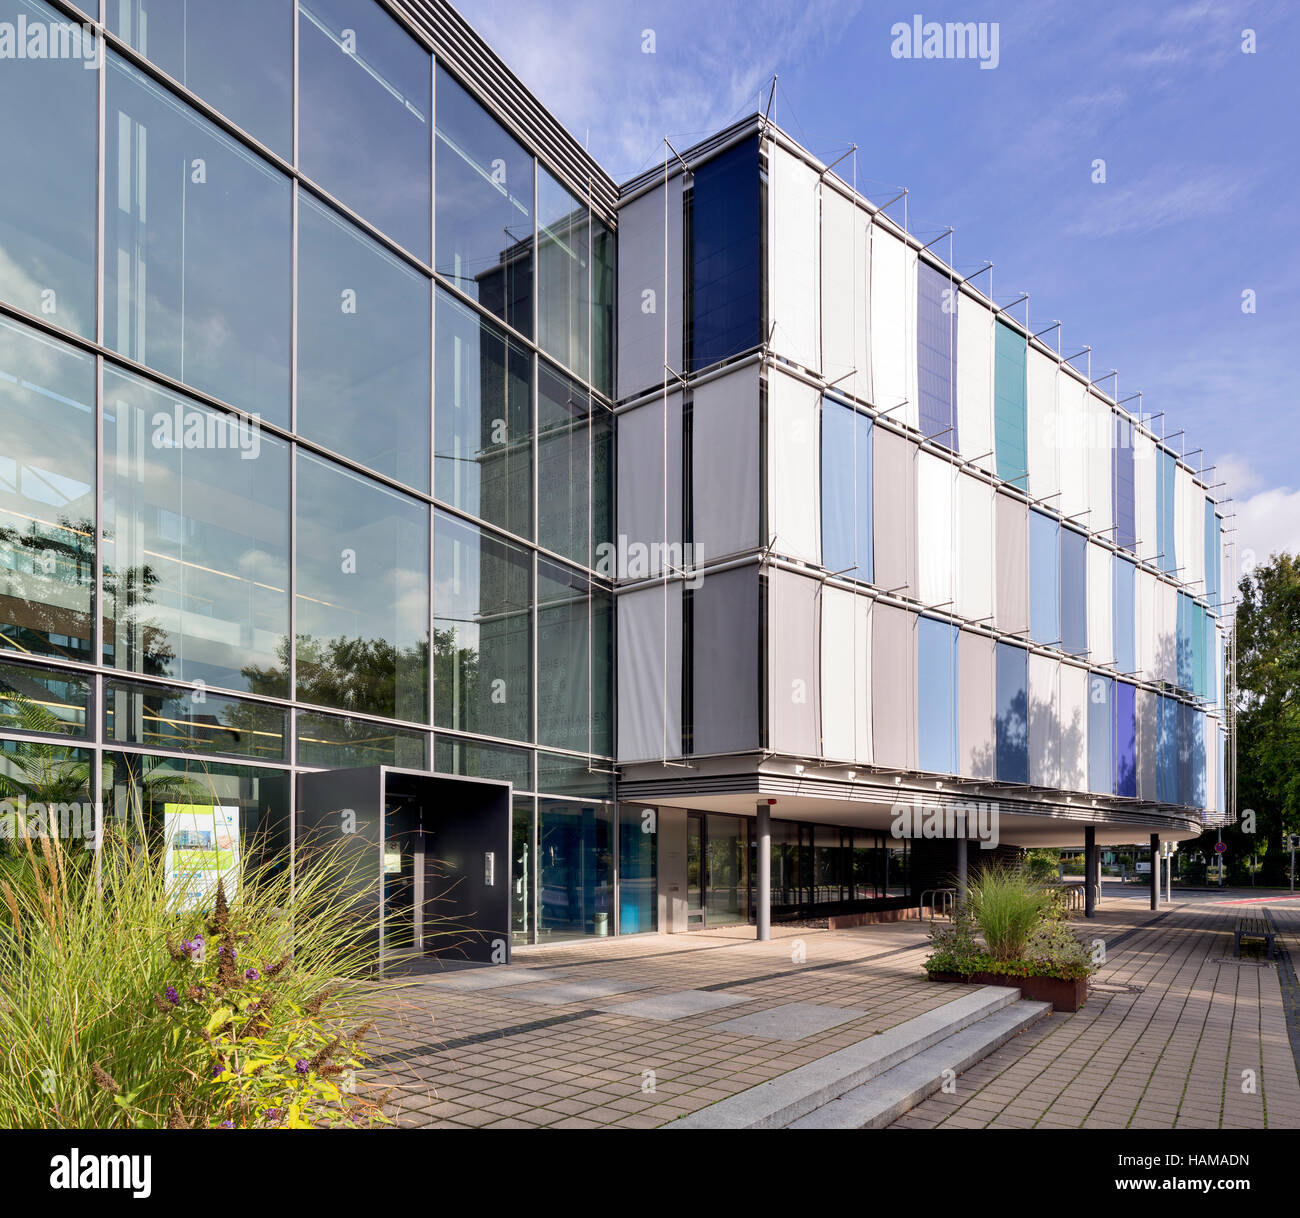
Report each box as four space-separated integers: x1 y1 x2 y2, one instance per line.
1233 913 1276 959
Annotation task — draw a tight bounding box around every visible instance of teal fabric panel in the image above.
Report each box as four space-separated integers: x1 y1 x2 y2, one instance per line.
993 320 1028 491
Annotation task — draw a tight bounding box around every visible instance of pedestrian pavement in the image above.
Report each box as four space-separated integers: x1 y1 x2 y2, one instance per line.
362 894 1300 1130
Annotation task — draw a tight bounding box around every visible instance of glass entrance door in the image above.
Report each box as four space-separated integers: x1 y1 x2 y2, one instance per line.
686 812 749 928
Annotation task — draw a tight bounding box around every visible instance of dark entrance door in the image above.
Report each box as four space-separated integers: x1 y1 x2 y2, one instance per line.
297 766 512 968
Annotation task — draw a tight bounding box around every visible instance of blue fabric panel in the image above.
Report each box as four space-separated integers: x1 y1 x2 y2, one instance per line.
917 617 959 774
1029 510 1059 646
1088 674 1113 795
1193 711 1207 809
1157 448 1177 575
821 399 873 583
690 136 761 372
1114 416 1136 552
993 320 1028 490
917 263 958 451
1059 527 1088 656
995 642 1029 784
1157 695 1178 804
1113 680 1137 798
1114 556 1136 673
1177 700 1194 808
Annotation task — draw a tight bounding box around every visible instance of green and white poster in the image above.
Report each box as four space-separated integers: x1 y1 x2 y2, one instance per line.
164 803 240 911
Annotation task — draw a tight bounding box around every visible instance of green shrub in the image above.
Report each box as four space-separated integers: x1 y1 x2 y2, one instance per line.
1022 850 1060 884
964 862 1054 962
0 817 395 1129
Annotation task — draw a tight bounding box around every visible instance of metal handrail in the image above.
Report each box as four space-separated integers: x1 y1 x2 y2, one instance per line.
920 887 957 922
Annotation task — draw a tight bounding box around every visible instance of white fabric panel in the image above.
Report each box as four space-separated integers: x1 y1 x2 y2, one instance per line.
1157 579 1177 685
821 188 871 400
617 583 682 762
1029 653 1060 788
1134 428 1158 563
617 176 684 400
1087 542 1113 667
870 224 918 429
821 587 870 763
616 393 682 578
956 292 995 474
768 570 821 756
1135 567 1159 681
768 146 820 373
955 473 994 622
692 364 760 560
1056 373 1089 522
1026 348 1060 504
1058 663 1088 792
1086 393 1113 537
766 369 821 564
917 452 954 608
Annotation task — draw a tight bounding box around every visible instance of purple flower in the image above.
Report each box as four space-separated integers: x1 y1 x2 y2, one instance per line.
218 945 237 961
244 968 259 981
164 985 180 1006
212 1064 224 1078
265 1108 281 1121
220 1120 233 1129
295 1059 309 1075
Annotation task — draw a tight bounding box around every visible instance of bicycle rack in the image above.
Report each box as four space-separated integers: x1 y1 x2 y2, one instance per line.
919 887 957 922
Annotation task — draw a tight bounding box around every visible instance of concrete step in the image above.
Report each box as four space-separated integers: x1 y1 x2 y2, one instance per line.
666 985 1024 1130
787 999 1052 1129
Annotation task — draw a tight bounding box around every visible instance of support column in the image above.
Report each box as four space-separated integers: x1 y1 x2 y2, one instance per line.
1084 826 1096 919
1150 833 1159 911
956 834 968 907
1165 845 1173 905
756 801 772 942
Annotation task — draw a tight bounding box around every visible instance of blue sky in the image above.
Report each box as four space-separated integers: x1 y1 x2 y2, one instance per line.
459 0 1299 579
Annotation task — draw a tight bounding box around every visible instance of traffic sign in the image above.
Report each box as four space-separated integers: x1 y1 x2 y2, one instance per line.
1213 841 1227 855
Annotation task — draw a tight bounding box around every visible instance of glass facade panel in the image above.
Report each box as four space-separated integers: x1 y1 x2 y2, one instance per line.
434 66 533 336
434 734 531 789
538 798 612 939
0 738 91 829
1029 509 1059 646
917 617 958 774
105 749 291 877
689 136 762 372
0 661 88 737
110 0 293 157
433 511 530 743
0 0 97 338
511 794 534 943
537 362 591 566
1088 674 1112 795
536 559 611 756
537 168 589 382
536 750 613 800
296 453 429 722
1060 527 1087 657
434 288 532 537
591 216 615 398
298 195 431 488
106 56 292 424
0 318 96 663
104 366 290 695
618 804 656 933
298 0 431 258
705 813 747 924
917 263 957 449
821 399 873 582
296 710 426 769
995 642 1028 784
106 679 286 761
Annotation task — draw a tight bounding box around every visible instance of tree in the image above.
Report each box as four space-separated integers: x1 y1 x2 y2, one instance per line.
1189 553 1300 884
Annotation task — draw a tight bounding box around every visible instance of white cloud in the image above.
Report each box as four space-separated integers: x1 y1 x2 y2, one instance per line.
1064 168 1252 239
1232 485 1300 578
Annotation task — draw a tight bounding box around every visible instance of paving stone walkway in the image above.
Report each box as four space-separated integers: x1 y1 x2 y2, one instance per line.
363 895 1300 1130
891 896 1300 1130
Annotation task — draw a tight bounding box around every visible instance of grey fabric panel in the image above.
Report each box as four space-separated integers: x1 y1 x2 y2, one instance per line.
692 364 761 561
767 569 821 757
617 176 684 400
871 602 916 769
693 566 760 755
873 427 917 598
1136 687 1158 803
616 393 682 577
995 492 1029 635
958 630 995 778
617 583 682 762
